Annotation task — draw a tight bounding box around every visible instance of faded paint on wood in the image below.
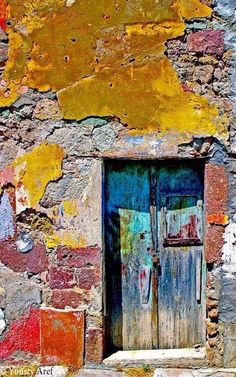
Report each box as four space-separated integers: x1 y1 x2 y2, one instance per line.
157 164 205 349
164 195 203 245
158 248 205 348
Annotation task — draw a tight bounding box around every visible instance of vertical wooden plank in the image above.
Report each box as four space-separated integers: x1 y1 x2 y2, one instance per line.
105 162 153 351
150 165 159 349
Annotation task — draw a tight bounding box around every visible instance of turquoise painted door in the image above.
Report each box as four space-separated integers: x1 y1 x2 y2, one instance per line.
105 161 205 352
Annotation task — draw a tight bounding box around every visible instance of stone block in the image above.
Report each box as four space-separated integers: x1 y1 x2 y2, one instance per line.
223 323 236 367
154 368 236 376
187 30 225 56
219 274 236 323
0 241 48 274
33 98 62 121
40 308 84 368
193 65 214 84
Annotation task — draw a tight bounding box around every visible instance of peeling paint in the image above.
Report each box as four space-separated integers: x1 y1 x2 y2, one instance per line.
13 143 64 211
0 0 225 137
58 57 223 135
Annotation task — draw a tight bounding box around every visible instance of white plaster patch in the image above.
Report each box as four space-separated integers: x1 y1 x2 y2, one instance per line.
222 221 236 277
0 191 15 241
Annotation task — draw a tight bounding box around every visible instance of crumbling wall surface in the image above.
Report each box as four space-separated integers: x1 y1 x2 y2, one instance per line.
0 0 235 369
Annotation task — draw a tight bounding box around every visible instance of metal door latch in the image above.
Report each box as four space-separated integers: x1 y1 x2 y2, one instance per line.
152 253 160 266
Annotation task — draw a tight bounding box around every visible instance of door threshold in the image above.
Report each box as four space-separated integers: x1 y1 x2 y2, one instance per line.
103 348 206 368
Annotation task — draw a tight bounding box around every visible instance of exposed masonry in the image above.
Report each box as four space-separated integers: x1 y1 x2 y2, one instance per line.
0 0 235 369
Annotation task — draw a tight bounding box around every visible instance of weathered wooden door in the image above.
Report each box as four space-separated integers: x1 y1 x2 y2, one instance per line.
105 161 205 352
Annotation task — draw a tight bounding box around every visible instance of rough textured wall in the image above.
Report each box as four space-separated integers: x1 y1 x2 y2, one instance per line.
0 0 235 369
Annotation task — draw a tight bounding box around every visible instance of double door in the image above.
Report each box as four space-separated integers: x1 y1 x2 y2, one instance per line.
105 161 205 352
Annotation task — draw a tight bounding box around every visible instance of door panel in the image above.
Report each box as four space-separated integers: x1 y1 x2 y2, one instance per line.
105 162 153 351
105 161 205 352
158 248 204 348
164 195 203 245
157 164 205 348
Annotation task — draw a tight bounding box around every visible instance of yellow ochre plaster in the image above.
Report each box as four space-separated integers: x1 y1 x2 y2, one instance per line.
13 143 64 209
0 0 226 136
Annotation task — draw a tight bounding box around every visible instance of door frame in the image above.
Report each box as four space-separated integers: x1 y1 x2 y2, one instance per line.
102 158 207 357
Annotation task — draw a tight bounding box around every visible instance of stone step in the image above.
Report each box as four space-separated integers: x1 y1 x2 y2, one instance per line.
76 368 236 377
103 348 206 368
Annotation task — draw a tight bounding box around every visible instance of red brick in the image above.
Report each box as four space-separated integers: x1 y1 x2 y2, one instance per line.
0 0 7 32
205 164 228 215
57 246 101 268
204 163 228 263
50 290 88 309
78 268 100 290
205 224 224 263
0 241 48 273
0 308 40 360
86 328 104 364
41 308 84 368
187 30 225 56
47 267 76 289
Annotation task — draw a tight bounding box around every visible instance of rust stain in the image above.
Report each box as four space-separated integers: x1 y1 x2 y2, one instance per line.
207 212 228 225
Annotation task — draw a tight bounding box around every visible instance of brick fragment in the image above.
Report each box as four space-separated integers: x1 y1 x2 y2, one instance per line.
78 268 100 290
205 163 228 263
205 225 224 264
47 267 76 289
205 164 228 215
50 290 87 309
207 212 228 225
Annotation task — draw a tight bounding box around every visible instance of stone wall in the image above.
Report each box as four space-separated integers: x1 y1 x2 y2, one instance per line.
0 0 235 369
